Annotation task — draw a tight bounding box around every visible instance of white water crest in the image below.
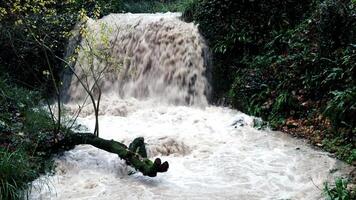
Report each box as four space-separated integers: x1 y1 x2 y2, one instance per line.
62 12 210 107
31 13 352 200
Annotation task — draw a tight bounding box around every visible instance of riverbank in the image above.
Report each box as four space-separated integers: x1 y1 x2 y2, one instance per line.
183 0 355 166
1 0 355 199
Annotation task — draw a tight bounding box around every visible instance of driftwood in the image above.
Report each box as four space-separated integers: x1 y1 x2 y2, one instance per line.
51 132 169 177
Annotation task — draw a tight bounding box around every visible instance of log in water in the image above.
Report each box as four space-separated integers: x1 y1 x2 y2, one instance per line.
31 13 351 200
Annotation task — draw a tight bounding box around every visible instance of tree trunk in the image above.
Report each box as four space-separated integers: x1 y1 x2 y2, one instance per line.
59 133 169 177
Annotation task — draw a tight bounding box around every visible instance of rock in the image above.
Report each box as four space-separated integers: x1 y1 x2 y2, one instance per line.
285 118 298 128
253 118 268 130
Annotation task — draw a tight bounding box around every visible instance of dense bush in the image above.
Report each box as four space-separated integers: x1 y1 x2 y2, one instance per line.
1 0 74 91
0 76 58 198
0 0 119 94
184 0 355 162
0 148 39 200
184 0 312 52
0 75 56 148
122 0 193 13
184 0 312 90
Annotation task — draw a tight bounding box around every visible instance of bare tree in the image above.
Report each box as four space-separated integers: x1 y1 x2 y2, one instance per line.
20 10 169 177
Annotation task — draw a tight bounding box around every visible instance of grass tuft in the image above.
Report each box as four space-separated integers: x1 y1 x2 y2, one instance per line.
0 148 38 200
324 178 354 200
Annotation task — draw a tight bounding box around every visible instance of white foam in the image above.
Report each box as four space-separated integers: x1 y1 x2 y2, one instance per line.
31 13 352 200
63 12 210 107
30 104 351 200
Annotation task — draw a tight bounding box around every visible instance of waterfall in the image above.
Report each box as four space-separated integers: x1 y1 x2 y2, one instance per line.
30 13 352 200
63 13 211 110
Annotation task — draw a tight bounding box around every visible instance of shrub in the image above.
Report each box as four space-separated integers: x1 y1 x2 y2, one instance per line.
0 0 107 93
0 148 38 200
121 0 193 13
324 178 353 200
183 0 313 99
324 87 356 130
183 0 355 162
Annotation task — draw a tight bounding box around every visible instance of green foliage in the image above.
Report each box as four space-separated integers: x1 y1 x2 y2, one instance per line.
183 0 314 99
0 148 38 200
0 0 107 93
0 75 41 132
318 0 353 57
323 137 356 164
77 0 123 16
325 87 356 130
324 178 352 200
0 75 38 111
0 75 59 154
121 0 193 13
23 108 54 135
0 76 57 198
183 0 312 54
1 0 69 92
184 0 355 163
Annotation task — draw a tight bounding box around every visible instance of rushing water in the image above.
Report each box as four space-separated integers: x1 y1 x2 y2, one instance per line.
31 13 351 200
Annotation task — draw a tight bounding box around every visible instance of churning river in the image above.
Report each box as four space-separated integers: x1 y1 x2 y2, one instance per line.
30 13 351 200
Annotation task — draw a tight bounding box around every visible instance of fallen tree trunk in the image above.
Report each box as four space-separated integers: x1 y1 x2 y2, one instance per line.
44 132 169 177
